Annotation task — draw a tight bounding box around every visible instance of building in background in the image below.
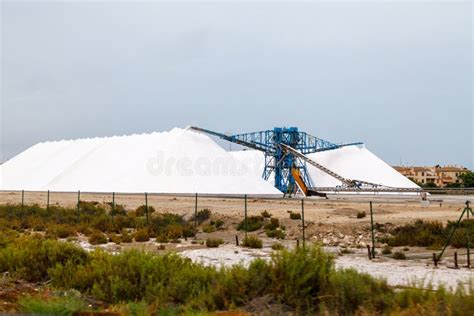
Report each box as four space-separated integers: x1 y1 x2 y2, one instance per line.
393 165 470 187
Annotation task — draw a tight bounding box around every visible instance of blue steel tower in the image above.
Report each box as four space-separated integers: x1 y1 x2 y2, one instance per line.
190 126 362 194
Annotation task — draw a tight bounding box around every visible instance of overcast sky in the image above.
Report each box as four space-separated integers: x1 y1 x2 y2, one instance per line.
1 1 472 168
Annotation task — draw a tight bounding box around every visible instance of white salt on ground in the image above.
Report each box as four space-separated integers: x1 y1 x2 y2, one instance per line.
181 245 472 290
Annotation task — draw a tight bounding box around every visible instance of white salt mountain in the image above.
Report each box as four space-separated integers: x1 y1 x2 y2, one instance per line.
0 128 280 194
0 128 417 194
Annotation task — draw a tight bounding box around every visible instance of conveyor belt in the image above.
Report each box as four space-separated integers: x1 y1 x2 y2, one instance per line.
280 143 414 191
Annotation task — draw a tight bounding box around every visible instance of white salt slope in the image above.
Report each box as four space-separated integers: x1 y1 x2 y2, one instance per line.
306 146 419 188
0 128 280 194
230 146 418 189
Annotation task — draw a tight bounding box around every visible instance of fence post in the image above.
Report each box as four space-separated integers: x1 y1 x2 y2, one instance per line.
194 193 198 230
454 252 459 269
77 190 81 222
21 190 24 210
112 192 115 220
366 245 372 260
244 194 248 239
145 192 149 225
301 198 305 248
467 201 471 268
46 190 50 211
370 201 376 258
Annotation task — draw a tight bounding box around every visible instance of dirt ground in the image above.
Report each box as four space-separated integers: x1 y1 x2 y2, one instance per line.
1 190 470 226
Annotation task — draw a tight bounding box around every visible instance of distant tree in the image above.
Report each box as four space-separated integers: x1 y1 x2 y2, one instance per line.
459 171 474 188
446 183 462 188
408 178 423 186
422 181 438 188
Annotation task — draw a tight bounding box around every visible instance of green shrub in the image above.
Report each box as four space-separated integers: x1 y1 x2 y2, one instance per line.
392 251 406 260
0 237 88 282
261 210 272 218
4 235 472 314
379 220 445 247
121 232 133 243
182 224 197 238
19 292 89 315
340 248 354 254
135 205 156 217
133 229 150 242
270 246 333 311
289 211 301 220
88 231 108 245
203 224 216 233
237 216 263 232
211 219 224 229
271 243 285 251
156 233 169 243
206 238 224 248
266 229 285 239
242 235 263 249
108 234 122 244
324 268 393 314
165 224 183 239
381 246 392 255
357 211 366 219
264 218 280 231
46 224 77 239
107 203 127 216
193 208 211 224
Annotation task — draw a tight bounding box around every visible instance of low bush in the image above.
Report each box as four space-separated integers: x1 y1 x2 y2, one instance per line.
357 211 366 219
392 251 406 260
289 211 301 220
165 224 183 239
156 233 169 244
108 234 122 244
261 210 272 218
135 205 156 217
237 216 263 232
46 224 77 239
88 231 108 245
19 292 89 315
133 229 150 242
271 243 285 251
203 224 216 233
210 219 224 229
379 220 446 248
242 235 263 249
264 218 280 231
106 203 127 216
0 237 88 282
121 232 133 243
2 235 473 315
381 245 392 255
266 229 285 239
206 238 224 248
193 208 211 224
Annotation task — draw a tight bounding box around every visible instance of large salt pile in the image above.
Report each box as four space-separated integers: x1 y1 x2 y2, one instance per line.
0 128 281 194
230 146 418 189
